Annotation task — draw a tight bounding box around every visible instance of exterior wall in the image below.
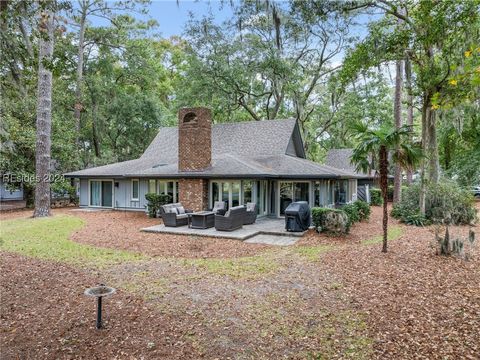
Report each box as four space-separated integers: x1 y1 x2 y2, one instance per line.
178 178 208 211
79 178 148 211
113 179 148 211
178 107 212 171
78 177 358 214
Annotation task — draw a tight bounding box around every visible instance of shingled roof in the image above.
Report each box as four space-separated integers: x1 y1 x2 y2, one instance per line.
65 119 358 179
325 149 375 179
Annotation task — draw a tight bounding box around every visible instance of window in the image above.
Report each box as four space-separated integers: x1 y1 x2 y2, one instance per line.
90 181 101 206
131 179 139 200
212 182 220 203
334 180 348 204
156 180 178 202
231 182 240 207
222 182 230 207
279 182 293 215
148 179 156 194
243 181 253 204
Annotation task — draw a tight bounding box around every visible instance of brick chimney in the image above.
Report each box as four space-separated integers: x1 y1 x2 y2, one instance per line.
178 107 212 172
177 107 212 211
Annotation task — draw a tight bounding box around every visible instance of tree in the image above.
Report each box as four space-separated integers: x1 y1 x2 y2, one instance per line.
182 0 352 156
351 122 421 252
340 0 478 213
34 4 56 217
70 0 150 150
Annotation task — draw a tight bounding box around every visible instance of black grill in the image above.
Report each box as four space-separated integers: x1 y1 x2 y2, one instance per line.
285 201 311 232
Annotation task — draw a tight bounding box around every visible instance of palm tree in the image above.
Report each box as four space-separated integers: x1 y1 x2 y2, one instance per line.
351 122 422 253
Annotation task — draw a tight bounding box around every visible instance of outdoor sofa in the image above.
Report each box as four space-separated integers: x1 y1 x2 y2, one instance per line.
214 205 247 231
159 202 193 227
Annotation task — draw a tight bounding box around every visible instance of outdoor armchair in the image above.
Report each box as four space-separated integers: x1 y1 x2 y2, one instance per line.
214 205 246 231
243 202 257 225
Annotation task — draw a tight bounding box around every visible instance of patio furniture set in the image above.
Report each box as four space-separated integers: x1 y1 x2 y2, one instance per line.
158 201 258 231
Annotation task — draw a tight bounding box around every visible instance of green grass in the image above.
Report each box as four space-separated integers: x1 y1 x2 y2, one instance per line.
183 253 279 279
0 215 146 267
294 245 333 261
361 226 403 246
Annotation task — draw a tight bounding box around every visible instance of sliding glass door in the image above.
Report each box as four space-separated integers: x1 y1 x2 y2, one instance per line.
211 180 259 211
89 180 113 207
279 181 310 215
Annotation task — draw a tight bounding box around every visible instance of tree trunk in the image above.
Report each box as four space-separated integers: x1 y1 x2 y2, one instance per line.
33 7 55 218
393 59 403 204
92 99 101 157
419 93 429 215
74 2 88 147
405 55 414 184
380 145 389 253
427 107 439 182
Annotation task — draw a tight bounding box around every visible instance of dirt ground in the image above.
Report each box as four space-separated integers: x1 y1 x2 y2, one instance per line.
1 205 479 359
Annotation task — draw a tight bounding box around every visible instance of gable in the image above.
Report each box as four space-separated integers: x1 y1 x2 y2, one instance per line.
285 122 306 158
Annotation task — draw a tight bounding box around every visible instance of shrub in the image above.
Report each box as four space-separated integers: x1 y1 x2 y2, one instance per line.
403 212 428 227
341 203 360 227
353 200 371 221
392 180 477 225
387 184 394 202
311 207 350 234
145 193 172 218
370 188 383 206
51 178 78 205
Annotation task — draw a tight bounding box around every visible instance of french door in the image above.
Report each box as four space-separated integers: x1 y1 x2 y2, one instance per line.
89 180 113 207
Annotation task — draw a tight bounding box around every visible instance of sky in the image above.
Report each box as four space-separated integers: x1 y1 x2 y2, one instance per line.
146 0 233 38
88 0 377 40
86 0 380 66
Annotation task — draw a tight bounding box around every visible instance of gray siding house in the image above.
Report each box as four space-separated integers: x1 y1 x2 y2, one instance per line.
65 107 359 217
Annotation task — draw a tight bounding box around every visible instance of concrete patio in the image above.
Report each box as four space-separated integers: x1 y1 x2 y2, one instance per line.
141 216 306 241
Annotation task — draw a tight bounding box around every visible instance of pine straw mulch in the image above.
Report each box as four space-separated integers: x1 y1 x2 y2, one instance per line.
304 204 480 359
0 252 199 359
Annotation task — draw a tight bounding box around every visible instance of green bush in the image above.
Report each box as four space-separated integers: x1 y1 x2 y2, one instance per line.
353 200 371 221
312 207 350 234
341 203 360 227
403 212 428 226
145 193 172 218
392 180 477 225
51 178 78 205
370 188 383 206
387 184 394 202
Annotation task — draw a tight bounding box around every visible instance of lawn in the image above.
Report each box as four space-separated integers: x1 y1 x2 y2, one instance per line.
1 206 479 359
0 215 146 267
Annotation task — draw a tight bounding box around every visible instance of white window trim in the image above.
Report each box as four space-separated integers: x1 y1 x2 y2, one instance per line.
131 179 139 201
88 179 114 208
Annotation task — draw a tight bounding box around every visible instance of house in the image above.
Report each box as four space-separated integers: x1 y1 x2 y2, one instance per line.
0 178 24 201
65 107 359 217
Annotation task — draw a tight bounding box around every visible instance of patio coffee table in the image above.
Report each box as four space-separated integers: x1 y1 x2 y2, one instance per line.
188 211 215 229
